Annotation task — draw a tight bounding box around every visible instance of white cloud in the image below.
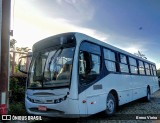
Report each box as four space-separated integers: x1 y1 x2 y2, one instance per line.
12 0 106 49
48 0 95 23
12 0 148 57
13 15 109 49
156 63 160 70
12 0 108 49
104 34 149 55
123 47 139 54
57 0 77 4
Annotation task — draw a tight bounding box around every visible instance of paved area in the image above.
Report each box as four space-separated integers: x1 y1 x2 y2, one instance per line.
79 89 160 123
1 89 160 123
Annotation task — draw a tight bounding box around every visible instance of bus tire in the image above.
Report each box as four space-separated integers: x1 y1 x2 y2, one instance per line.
145 87 151 102
105 93 116 116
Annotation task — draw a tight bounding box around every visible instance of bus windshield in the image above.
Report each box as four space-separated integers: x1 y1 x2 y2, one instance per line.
28 47 75 88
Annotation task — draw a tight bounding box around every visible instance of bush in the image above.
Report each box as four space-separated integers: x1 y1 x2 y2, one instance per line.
10 77 25 103
9 77 27 115
9 102 27 115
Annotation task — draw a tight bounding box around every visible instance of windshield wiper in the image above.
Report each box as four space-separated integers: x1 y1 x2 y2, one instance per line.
48 49 59 69
48 48 63 69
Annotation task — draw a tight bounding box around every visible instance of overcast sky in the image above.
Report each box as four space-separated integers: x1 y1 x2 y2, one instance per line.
11 0 160 69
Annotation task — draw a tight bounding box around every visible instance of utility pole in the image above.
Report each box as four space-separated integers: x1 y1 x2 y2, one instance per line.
0 0 11 115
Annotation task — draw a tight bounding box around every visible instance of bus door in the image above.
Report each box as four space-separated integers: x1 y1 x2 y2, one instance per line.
78 41 103 115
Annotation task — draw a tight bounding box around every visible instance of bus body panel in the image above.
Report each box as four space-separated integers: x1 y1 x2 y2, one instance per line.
79 73 158 114
78 91 88 116
67 40 79 100
25 89 80 117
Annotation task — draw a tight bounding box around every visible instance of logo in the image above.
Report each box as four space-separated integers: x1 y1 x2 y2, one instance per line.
1 115 42 121
2 115 11 120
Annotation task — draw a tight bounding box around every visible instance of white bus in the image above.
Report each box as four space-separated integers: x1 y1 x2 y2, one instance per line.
21 32 159 117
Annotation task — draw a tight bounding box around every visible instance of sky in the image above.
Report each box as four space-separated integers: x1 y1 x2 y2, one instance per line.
11 0 160 69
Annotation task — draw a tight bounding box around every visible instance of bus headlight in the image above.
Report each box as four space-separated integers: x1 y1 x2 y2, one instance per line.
27 96 34 103
54 95 67 104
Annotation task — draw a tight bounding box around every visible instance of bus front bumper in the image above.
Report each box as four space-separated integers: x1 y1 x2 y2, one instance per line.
25 97 80 118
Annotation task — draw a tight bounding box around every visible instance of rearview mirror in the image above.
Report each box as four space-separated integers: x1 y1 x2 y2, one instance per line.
18 54 32 74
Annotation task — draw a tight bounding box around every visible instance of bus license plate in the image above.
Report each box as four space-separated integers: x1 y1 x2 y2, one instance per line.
38 106 47 111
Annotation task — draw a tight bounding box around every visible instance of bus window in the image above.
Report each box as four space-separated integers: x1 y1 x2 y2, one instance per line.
103 48 116 72
119 54 129 73
29 52 49 88
79 51 100 85
28 47 75 88
152 65 157 76
145 63 150 75
129 57 138 74
138 61 145 75
79 41 102 85
149 64 153 75
43 47 75 87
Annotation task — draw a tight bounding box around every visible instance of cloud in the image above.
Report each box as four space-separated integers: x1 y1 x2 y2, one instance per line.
56 0 95 22
13 0 149 56
104 36 146 55
123 47 139 54
27 0 95 24
13 1 108 49
156 63 160 69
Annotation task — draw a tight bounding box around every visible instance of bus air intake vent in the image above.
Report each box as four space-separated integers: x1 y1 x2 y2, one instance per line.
33 92 55 96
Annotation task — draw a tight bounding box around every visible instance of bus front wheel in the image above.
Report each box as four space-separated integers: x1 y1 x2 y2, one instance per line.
105 93 116 116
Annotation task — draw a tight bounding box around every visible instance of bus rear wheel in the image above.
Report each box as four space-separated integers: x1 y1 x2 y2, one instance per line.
105 93 116 116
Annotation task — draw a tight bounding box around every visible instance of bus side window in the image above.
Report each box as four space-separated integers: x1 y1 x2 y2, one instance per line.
79 51 100 85
138 60 145 75
103 48 117 72
79 41 101 85
145 63 150 75
119 54 129 73
129 57 138 74
152 65 157 76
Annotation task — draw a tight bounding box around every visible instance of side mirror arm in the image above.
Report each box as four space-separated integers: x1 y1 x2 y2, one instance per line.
18 54 32 74
18 60 28 74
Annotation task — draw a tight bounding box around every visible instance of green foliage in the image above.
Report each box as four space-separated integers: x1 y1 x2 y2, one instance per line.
9 77 27 115
10 39 17 50
14 64 19 73
10 77 25 102
9 102 27 115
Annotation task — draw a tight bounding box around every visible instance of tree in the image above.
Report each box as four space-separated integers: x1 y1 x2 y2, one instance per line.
10 39 17 50
16 47 31 52
10 39 31 52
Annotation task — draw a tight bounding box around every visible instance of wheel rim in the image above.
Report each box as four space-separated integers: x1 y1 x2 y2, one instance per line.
107 99 114 113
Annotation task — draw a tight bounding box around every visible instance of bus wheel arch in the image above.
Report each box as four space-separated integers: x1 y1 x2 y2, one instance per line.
110 90 119 107
105 90 118 116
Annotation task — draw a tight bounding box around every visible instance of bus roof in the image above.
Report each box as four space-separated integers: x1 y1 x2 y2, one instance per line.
32 32 76 52
32 32 155 65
